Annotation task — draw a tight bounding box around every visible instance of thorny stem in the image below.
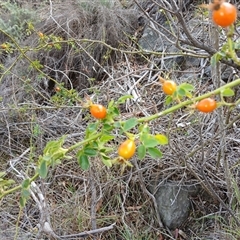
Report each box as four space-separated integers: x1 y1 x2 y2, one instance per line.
1 23 240 202
67 133 102 152
0 173 39 199
0 133 102 200
137 78 240 123
1 77 240 200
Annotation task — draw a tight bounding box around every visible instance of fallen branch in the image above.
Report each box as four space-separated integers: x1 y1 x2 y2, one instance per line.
59 223 116 239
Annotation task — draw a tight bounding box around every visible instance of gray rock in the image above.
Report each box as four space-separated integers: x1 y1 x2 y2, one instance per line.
154 182 199 230
179 67 200 81
184 56 201 68
138 24 165 52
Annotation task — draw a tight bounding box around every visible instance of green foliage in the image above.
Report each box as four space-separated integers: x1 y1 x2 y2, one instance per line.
43 136 68 162
38 159 48 178
0 172 15 195
137 124 167 160
122 118 138 132
51 86 80 106
37 136 70 178
77 153 90 170
0 7 240 234
0 42 13 53
32 123 42 137
29 60 43 70
137 145 146 160
20 179 31 207
211 27 240 66
221 88 235 97
155 134 168 145
0 1 39 42
147 147 162 158
141 134 159 148
165 82 195 105
38 33 64 50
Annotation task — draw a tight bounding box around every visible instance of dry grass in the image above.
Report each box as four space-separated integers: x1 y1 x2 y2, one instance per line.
0 0 240 239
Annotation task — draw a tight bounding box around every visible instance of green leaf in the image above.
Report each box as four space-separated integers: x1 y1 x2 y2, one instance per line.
43 136 66 155
139 124 150 134
54 43 61 50
22 179 30 189
114 122 121 128
42 155 51 162
21 188 31 198
177 87 186 96
221 88 235 97
20 187 31 206
100 153 112 167
29 60 43 70
148 148 162 159
137 145 146 160
123 118 138 132
100 134 115 143
117 95 133 104
84 148 97 156
99 147 114 153
185 92 193 98
234 41 240 50
33 124 41 137
44 147 68 164
87 123 98 132
86 123 98 136
40 136 68 165
0 179 15 187
179 83 195 91
165 95 173 105
103 123 114 131
38 160 48 178
20 196 27 208
101 158 113 167
141 134 159 148
155 134 168 145
107 99 115 108
112 106 120 115
77 154 90 170
211 52 222 66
